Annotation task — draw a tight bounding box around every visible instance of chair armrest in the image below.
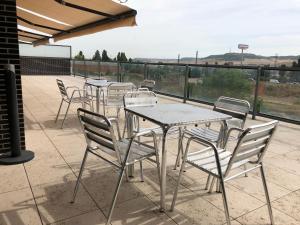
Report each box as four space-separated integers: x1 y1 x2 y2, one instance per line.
70 89 87 99
107 118 121 140
66 86 80 91
182 130 226 177
183 130 218 150
223 127 245 148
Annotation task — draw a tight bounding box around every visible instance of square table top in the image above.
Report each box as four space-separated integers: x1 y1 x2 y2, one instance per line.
85 79 114 87
125 103 232 128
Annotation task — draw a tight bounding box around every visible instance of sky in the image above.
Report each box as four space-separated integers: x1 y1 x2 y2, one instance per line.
54 0 300 59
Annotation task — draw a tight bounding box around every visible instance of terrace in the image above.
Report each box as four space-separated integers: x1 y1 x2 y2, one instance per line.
1 1 300 224
1 75 300 225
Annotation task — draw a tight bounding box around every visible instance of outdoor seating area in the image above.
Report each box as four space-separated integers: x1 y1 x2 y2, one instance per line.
1 75 300 225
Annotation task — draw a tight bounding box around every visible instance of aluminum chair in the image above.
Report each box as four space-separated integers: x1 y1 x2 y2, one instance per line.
123 90 179 140
103 82 135 118
171 120 278 225
174 96 251 185
83 80 97 109
140 79 155 91
189 96 250 145
55 79 93 128
72 108 161 225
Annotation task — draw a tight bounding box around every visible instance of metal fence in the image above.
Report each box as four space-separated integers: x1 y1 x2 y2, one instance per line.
72 59 300 125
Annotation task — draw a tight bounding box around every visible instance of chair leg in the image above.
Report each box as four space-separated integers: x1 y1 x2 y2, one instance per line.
55 99 64 123
220 179 231 225
139 161 144 182
216 178 220 193
106 166 126 225
61 101 71 128
171 156 186 211
205 175 211 190
244 164 248 177
71 149 89 203
209 177 216 193
260 165 275 225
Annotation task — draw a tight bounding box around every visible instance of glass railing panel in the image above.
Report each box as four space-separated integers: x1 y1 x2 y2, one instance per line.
99 62 118 81
147 64 186 97
72 60 85 77
84 60 101 78
188 66 256 109
257 69 300 122
120 63 145 87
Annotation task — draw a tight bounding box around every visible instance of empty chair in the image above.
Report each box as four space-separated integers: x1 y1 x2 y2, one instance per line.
190 96 250 145
103 82 135 117
72 108 161 225
123 90 179 140
174 96 250 172
171 120 278 225
83 80 97 109
140 79 155 91
55 79 93 128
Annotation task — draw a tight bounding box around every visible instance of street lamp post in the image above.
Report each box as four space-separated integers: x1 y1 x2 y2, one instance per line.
238 44 249 65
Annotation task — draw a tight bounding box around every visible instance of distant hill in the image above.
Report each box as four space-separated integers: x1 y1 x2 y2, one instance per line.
134 53 300 66
202 52 299 61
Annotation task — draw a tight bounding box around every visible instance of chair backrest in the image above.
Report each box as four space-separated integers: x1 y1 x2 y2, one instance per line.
123 91 158 108
225 120 278 176
56 79 68 99
140 80 155 91
106 82 135 104
77 108 122 164
214 96 250 127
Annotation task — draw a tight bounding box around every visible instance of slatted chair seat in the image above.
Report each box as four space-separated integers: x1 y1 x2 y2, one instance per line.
71 96 91 103
117 139 156 164
186 147 248 175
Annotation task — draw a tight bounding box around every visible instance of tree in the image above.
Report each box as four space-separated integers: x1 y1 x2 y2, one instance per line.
120 52 128 62
128 58 133 63
92 50 101 60
116 52 121 61
74 51 85 60
116 52 128 62
102 50 111 61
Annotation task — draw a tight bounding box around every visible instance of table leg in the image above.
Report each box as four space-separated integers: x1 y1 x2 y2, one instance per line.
160 129 167 212
96 87 100 113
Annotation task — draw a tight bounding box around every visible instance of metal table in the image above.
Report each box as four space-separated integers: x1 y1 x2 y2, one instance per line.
85 79 115 113
124 103 232 211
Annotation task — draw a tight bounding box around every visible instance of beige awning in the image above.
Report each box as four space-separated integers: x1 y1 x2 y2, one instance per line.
17 0 137 45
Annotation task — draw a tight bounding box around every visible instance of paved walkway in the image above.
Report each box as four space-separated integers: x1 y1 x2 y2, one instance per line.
1 75 300 225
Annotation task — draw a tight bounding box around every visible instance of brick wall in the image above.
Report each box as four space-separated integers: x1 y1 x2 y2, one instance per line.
0 0 25 153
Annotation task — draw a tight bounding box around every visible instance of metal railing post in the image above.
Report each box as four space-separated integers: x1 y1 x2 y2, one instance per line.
98 60 101 79
252 66 261 120
183 65 189 103
84 60 87 79
117 62 121 82
144 63 148 80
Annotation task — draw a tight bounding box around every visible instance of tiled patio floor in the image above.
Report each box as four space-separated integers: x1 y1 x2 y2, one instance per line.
1 75 300 225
